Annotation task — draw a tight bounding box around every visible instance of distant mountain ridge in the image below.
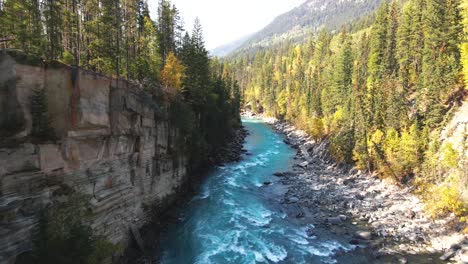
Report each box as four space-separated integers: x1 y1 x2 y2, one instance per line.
210 34 252 57
218 0 384 56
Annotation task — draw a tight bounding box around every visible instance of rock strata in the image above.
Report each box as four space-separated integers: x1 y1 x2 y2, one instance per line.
0 52 244 264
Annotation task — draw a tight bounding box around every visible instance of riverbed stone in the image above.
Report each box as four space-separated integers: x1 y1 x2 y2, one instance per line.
288 196 299 203
255 115 464 262
327 216 343 224
440 248 457 261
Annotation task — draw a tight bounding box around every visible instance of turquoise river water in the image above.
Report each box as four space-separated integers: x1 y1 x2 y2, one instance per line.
160 118 351 264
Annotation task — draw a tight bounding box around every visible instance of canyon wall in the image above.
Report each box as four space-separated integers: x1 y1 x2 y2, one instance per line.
0 52 190 263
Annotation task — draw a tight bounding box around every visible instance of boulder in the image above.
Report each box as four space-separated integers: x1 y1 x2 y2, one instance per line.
440 248 457 261
296 212 305 218
298 161 309 168
354 231 372 240
288 196 299 203
327 217 343 224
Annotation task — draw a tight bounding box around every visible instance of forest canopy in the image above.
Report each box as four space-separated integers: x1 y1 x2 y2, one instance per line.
226 0 467 218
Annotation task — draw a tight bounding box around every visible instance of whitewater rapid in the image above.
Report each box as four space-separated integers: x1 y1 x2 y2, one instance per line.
160 118 352 264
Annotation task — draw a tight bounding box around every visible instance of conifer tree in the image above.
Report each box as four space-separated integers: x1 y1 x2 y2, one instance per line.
30 88 54 140
421 0 462 126
156 0 182 62
461 0 468 87
331 32 354 113
43 0 63 60
0 0 43 55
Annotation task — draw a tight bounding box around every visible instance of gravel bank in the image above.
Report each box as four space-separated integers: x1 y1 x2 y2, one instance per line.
257 115 467 264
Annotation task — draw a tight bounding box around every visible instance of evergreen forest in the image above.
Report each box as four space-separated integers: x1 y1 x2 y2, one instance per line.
225 0 468 218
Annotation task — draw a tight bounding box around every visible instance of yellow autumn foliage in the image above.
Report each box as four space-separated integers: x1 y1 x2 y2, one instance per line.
161 52 185 92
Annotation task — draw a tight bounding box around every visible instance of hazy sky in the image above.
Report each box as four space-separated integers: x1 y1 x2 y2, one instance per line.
148 0 306 50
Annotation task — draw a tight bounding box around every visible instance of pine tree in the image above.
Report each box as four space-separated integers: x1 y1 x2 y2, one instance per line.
180 18 210 109
62 0 80 64
0 0 43 55
367 2 389 129
156 0 181 62
330 31 354 114
30 88 55 140
461 0 468 87
131 1 162 81
421 0 463 127
397 1 415 90
385 1 400 76
43 0 63 60
310 30 332 117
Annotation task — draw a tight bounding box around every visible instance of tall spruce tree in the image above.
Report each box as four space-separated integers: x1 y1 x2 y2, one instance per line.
43 0 63 60
421 0 462 126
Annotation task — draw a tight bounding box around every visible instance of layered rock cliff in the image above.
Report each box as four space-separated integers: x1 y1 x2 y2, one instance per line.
0 52 192 263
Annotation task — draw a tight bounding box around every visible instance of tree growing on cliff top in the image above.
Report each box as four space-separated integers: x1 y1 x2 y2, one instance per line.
161 51 185 93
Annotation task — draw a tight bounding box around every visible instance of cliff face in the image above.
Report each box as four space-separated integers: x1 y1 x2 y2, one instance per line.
0 52 189 263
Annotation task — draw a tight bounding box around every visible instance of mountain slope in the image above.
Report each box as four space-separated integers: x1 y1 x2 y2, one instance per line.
235 0 384 51
210 34 252 57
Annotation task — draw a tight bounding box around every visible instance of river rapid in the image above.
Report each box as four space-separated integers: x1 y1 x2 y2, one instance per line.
159 118 353 264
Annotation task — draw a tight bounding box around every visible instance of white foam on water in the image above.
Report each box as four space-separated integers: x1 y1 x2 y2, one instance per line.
262 243 288 262
235 205 273 227
196 230 242 264
243 159 266 168
294 227 309 238
253 251 266 262
298 239 351 263
303 245 333 257
199 187 210 199
321 240 355 252
287 234 309 245
223 198 236 206
226 177 241 187
322 241 345 250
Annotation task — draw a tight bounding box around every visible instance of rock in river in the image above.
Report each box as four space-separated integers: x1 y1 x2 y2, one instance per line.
354 231 373 240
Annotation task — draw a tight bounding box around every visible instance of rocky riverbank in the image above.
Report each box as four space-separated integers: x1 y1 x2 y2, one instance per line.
211 125 249 164
258 116 467 263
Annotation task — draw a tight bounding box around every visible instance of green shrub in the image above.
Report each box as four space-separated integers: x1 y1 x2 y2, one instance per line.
309 117 325 141
31 193 117 264
61 51 76 65
330 126 355 164
442 143 459 170
419 174 467 219
88 239 121 264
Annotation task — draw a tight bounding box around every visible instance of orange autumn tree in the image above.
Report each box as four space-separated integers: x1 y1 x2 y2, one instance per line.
161 52 185 94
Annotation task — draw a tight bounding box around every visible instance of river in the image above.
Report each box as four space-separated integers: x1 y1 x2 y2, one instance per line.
159 118 352 264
